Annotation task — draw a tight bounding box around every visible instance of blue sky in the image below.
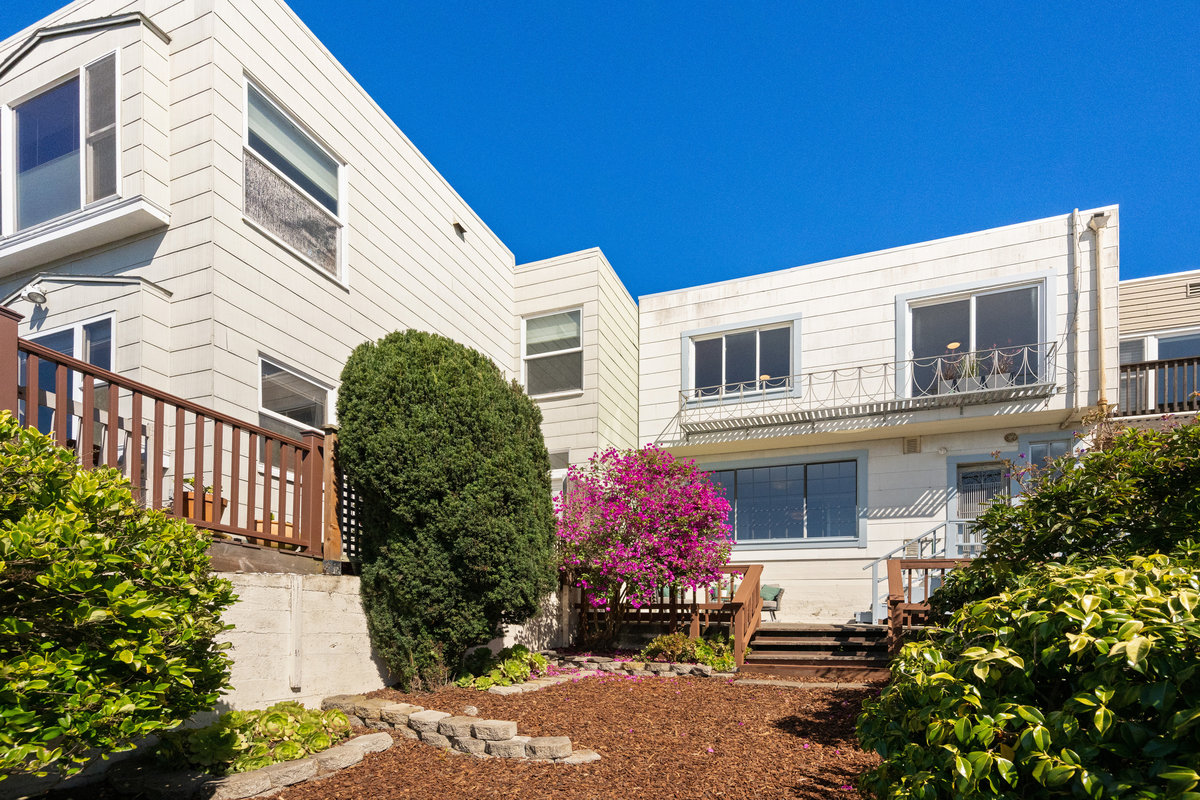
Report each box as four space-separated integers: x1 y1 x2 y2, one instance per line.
4 2 1198 298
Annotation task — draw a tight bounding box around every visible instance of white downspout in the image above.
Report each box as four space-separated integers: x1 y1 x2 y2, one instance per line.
1087 212 1111 413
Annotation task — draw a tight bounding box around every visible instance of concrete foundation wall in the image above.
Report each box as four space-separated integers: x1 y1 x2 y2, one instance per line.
218 572 392 710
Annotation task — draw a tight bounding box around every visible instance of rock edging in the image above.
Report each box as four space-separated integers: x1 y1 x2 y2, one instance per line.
320 695 601 765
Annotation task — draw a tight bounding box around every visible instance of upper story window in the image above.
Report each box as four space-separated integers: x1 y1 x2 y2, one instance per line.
523 309 582 397
693 325 791 399
909 283 1043 396
3 54 118 234
709 458 859 544
243 82 343 278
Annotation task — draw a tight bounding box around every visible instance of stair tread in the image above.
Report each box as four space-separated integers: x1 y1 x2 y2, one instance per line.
751 636 887 646
746 653 891 665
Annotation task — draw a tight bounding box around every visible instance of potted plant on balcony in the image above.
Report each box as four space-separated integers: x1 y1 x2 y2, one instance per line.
179 477 229 523
253 512 296 544
937 351 980 393
984 345 1017 390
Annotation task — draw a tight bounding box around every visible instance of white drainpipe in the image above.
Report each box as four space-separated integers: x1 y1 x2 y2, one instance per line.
1087 212 1111 413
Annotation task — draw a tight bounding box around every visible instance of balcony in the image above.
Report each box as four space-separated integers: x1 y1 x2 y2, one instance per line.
1118 355 1200 416
677 343 1059 435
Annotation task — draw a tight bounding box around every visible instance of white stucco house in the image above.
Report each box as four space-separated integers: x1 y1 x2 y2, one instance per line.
639 209 1121 622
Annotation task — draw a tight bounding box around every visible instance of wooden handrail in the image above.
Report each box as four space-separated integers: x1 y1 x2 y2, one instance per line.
6 322 331 559
728 563 763 667
886 558 970 649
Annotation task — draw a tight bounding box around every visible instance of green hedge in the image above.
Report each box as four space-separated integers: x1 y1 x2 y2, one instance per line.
0 412 234 779
337 330 556 690
858 548 1200 799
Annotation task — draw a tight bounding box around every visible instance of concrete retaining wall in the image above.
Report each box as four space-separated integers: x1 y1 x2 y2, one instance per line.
218 573 393 710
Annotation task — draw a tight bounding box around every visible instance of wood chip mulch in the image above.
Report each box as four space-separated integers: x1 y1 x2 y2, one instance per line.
278 674 882 800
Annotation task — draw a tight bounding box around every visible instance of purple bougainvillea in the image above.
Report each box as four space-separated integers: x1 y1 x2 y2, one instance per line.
556 445 732 645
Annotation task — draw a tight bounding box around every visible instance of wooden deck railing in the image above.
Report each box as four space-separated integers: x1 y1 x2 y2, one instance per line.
1119 355 1200 415
886 558 970 649
573 564 763 667
0 307 332 558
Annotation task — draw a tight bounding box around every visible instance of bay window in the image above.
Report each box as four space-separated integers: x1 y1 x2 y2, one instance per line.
243 82 343 278
4 53 118 233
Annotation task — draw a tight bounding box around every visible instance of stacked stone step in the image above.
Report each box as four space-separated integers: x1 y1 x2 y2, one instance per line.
320 695 600 764
542 653 735 680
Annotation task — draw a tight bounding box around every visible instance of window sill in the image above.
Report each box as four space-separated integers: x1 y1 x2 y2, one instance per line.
0 196 170 279
242 215 349 292
733 537 866 552
530 389 585 402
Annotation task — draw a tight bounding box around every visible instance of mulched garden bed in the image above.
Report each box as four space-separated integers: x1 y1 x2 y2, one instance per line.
277 674 881 800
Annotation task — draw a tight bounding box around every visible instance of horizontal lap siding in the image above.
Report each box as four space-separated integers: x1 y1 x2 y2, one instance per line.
202 0 519 418
639 209 1120 441
1119 272 1200 337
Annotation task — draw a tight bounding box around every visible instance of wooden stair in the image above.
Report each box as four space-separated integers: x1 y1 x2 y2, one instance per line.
742 622 891 681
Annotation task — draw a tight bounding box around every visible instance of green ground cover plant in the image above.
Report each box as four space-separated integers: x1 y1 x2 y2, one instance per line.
858 549 1200 799
639 631 743 672
0 412 234 780
156 702 351 775
455 644 549 690
337 330 556 690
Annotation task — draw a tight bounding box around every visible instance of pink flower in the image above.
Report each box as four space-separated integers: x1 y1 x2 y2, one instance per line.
706 747 714 753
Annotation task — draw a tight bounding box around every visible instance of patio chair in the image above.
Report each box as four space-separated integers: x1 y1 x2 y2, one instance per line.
761 585 784 620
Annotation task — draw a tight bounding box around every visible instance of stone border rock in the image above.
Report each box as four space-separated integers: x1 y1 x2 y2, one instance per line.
320 695 601 765
104 730 394 800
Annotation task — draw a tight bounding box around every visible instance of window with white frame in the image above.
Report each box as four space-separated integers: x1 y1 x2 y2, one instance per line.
693 324 791 399
709 458 859 543
909 284 1043 396
1119 329 1200 413
523 309 582 397
23 316 113 435
258 358 330 436
2 53 118 234
243 82 343 277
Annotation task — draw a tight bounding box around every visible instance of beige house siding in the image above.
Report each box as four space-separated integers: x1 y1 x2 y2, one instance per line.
1119 269 1200 337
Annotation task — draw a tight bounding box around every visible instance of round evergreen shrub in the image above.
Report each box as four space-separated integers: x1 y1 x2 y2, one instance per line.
0 411 235 780
858 548 1200 799
931 422 1200 615
336 330 556 690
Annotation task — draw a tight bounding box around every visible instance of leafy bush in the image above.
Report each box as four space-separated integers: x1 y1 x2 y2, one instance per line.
557 445 732 647
931 422 1200 615
638 631 742 672
454 644 549 691
858 548 1200 799
157 702 350 775
337 331 556 690
0 412 235 779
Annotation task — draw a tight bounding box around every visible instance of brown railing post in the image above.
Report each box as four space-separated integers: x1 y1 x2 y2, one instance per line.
322 426 342 565
302 429 325 561
0 307 20 417
886 559 904 651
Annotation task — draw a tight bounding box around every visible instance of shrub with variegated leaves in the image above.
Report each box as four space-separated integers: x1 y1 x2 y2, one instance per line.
556 445 732 646
857 548 1200 799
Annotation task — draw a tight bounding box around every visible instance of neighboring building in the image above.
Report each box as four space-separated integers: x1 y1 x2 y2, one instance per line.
0 0 639 481
1117 269 1200 418
639 208 1121 623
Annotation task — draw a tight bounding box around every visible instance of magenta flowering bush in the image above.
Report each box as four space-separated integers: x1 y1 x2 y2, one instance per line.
556 445 733 646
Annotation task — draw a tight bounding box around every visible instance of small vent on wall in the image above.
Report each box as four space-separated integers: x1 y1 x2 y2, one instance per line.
1187 282 1200 298
902 436 922 455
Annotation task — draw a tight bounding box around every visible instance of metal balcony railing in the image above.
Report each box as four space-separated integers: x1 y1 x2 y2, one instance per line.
678 342 1059 433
